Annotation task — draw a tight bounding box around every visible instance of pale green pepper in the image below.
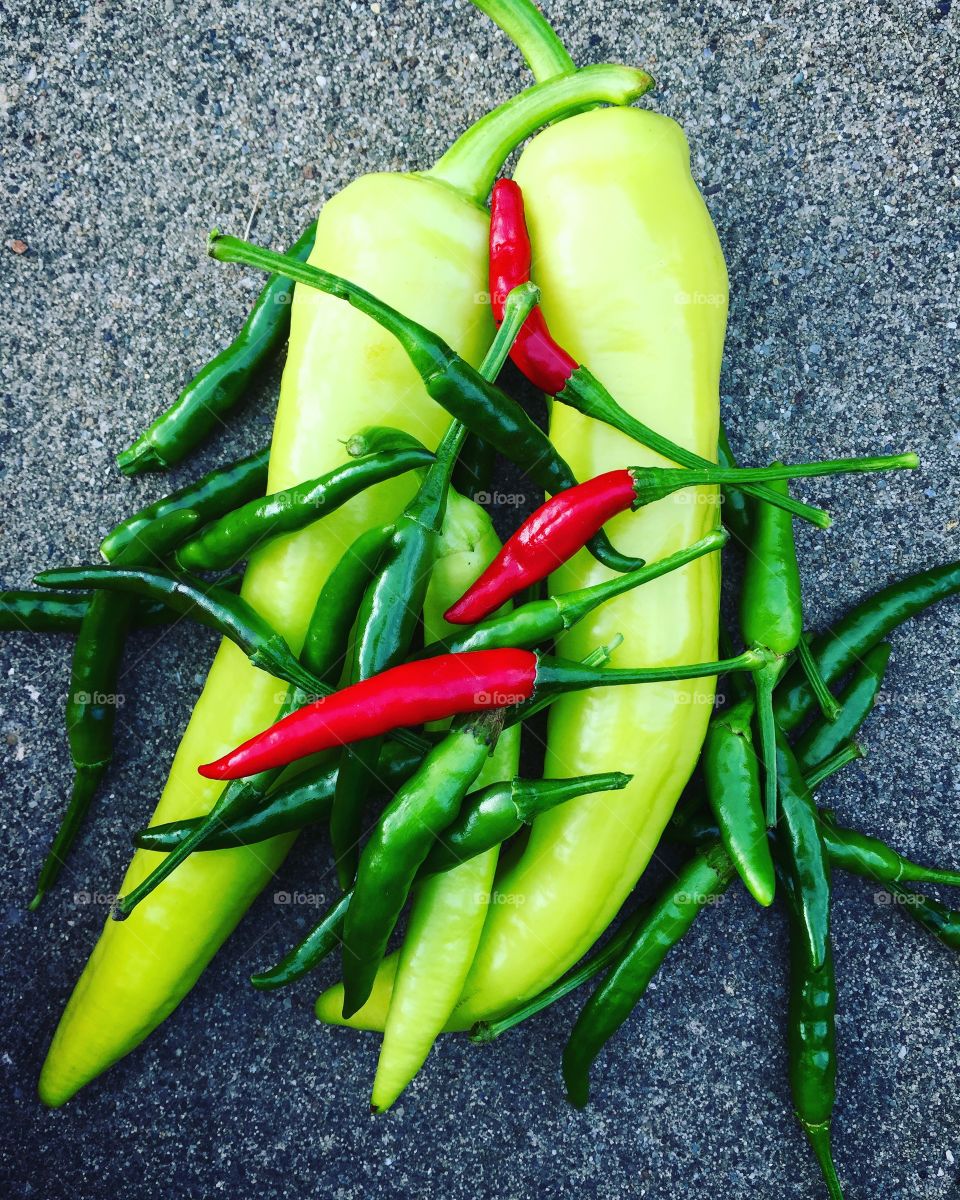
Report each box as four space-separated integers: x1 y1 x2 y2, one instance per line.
313 6 726 1032
37 57 651 1106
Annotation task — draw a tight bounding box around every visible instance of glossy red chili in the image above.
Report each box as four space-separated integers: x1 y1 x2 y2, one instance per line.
198 649 537 780
445 469 636 624
489 178 577 393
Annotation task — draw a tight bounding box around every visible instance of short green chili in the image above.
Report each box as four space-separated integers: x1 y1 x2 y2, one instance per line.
117 220 318 474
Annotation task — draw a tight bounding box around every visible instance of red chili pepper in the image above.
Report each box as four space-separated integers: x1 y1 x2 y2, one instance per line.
489 179 577 394
198 649 538 780
445 451 918 625
445 470 637 624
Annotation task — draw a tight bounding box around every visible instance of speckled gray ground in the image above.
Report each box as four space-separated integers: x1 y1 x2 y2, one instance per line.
2 1 959 1197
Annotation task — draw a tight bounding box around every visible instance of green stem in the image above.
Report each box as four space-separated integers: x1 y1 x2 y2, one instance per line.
424 64 653 201
555 529 728 628
804 742 863 791
754 662 780 826
415 281 539 532
797 635 842 723
470 906 648 1042
468 0 575 82
802 1121 845 1200
537 648 768 694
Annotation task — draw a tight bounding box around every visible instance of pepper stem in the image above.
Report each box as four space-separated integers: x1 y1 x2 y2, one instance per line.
801 1121 845 1200
468 0 575 83
424 64 653 202
797 634 842 722
536 648 770 695
556 529 728 629
753 661 782 826
805 742 863 791
511 771 631 822
629 454 919 515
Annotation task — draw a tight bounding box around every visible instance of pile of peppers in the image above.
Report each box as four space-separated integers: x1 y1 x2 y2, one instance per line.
5 3 958 1195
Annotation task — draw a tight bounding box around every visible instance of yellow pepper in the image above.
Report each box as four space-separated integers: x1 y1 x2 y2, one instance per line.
315 106 727 1033
38 63 652 1107
371 491 519 1112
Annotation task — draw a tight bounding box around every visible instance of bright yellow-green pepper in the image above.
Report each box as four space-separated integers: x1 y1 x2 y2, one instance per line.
38 64 652 1107
314 105 727 1033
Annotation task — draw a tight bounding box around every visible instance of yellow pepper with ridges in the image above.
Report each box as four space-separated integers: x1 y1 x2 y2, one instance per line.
37 61 651 1106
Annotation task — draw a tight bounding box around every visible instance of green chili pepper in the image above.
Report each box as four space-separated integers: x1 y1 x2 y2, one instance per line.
561 840 736 1108
329 283 540 885
793 643 891 774
884 883 960 951
820 812 960 889
100 446 270 562
344 426 432 459
34 565 323 696
208 232 642 576
775 560 960 733
175 447 434 572
702 697 773 907
776 731 832 971
299 523 394 689
778 863 844 1200
117 221 318 474
452 431 497 500
740 473 803 825
468 905 650 1043
132 739 435 853
250 768 627 991
0 591 177 633
29 510 203 908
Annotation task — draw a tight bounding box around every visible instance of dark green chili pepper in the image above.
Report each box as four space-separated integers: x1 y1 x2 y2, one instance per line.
777 731 832 970
101 446 270 562
469 906 649 1043
562 840 736 1108
740 472 803 825
421 771 630 875
250 767 627 991
34 564 323 696
452 430 498 504
132 739 433 853
884 883 960 951
667 742 862 849
341 711 504 1015
423 530 727 657
820 811 960 888
0 591 179 633
344 425 432 459
778 863 844 1200
118 220 318 474
329 284 540 886
702 697 773 907
29 510 204 908
794 643 891 774
775 560 960 733
299 523 394 689
175 447 433 572
208 232 642 576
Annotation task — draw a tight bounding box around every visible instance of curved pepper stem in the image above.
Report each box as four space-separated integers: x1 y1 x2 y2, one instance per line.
468 0 575 83
535 647 772 695
424 64 653 202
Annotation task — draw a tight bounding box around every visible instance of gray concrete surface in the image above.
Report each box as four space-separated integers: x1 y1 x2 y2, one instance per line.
2 1 959 1196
